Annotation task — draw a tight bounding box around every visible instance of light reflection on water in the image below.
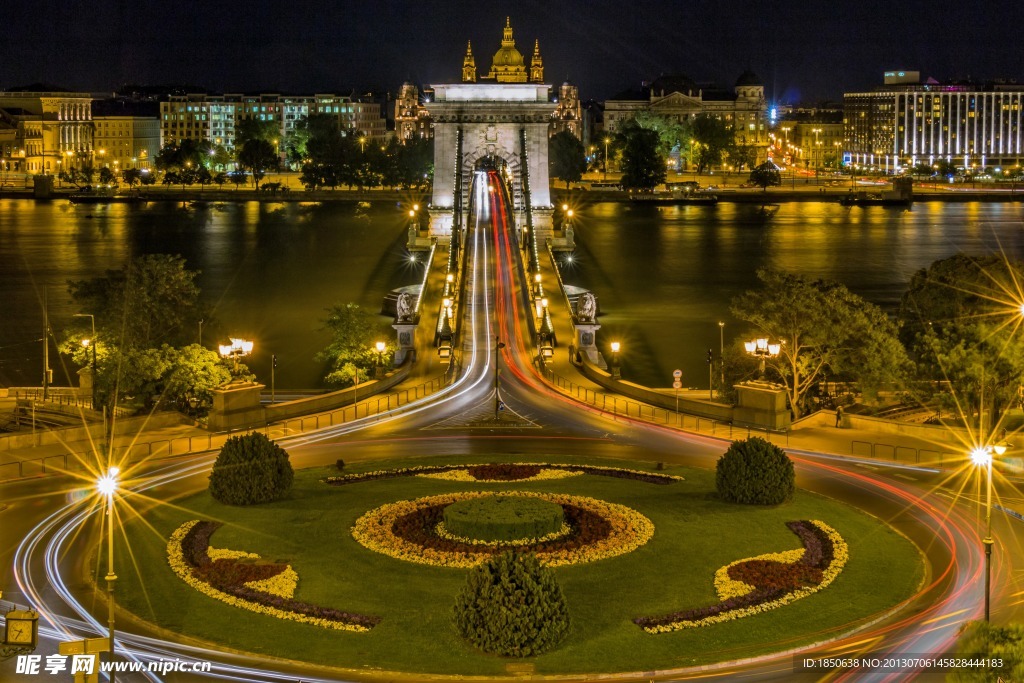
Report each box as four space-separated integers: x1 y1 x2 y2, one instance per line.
0 200 413 389
567 200 1024 388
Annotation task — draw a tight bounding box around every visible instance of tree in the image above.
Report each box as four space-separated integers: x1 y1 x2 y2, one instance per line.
227 170 247 188
690 114 734 173
729 143 758 172
99 167 117 185
617 120 665 191
395 136 433 189
454 551 570 657
237 138 278 190
748 161 782 191
731 269 911 418
234 117 279 149
121 168 142 188
634 112 690 161
548 131 588 189
897 254 1024 428
316 302 393 387
208 432 294 506
716 437 795 505
68 254 203 350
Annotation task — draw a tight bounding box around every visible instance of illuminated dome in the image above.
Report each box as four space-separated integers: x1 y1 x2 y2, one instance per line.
487 17 528 83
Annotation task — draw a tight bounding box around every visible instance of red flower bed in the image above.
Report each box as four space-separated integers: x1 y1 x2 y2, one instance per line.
390 502 612 556
465 464 543 480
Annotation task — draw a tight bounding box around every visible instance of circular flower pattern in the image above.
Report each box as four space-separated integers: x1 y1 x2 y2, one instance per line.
351 491 655 568
418 464 584 483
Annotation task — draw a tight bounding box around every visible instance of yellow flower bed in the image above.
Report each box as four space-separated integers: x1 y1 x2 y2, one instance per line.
640 521 848 633
351 491 655 568
244 566 299 598
167 521 370 631
435 521 572 546
208 547 260 561
417 468 583 483
713 548 805 600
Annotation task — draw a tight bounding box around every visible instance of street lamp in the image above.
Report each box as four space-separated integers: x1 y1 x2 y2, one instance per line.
359 136 367 154
718 321 725 395
603 137 611 181
743 337 781 380
610 341 621 380
374 341 386 379
494 337 506 419
96 465 120 682
73 313 96 410
972 442 1008 622
218 338 254 374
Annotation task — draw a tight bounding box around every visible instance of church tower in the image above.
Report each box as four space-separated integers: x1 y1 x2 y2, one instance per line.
462 41 477 83
530 39 544 83
486 17 528 83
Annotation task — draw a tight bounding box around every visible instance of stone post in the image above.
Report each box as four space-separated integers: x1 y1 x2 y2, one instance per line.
208 381 265 432
732 382 791 431
574 322 602 366
393 322 418 366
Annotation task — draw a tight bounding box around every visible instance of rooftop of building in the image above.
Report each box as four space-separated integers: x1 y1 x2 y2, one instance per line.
92 98 160 118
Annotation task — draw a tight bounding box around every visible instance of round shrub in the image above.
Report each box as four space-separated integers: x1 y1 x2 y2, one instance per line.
715 436 795 505
443 495 564 542
208 432 294 505
454 551 570 657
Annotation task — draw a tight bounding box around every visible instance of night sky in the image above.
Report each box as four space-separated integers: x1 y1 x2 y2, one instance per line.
4 0 1023 103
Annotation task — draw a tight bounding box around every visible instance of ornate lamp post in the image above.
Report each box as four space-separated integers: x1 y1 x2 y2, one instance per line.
96 466 120 682
718 321 725 395
610 341 621 380
971 442 1008 621
218 338 254 374
743 337 780 380
603 137 611 181
74 313 96 409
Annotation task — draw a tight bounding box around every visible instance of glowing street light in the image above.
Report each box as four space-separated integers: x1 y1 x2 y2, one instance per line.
219 338 254 373
744 337 781 380
73 313 97 409
972 441 1008 621
606 339 622 382
374 340 386 379
96 465 120 681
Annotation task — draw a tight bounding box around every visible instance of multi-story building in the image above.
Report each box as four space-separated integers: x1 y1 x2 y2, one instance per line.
551 81 582 139
92 99 160 170
603 71 769 164
394 82 433 141
160 92 387 151
774 108 844 170
0 91 94 173
845 70 1024 172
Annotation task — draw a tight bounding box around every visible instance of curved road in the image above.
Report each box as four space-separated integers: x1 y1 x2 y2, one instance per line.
2 170 1003 682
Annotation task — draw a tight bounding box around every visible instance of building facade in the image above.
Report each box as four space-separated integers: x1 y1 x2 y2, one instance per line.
394 82 434 141
0 91 94 173
603 72 769 164
845 72 1024 171
92 99 161 170
160 92 387 151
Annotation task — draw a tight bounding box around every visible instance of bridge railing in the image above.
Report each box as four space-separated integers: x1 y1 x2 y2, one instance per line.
850 439 959 465
539 364 788 447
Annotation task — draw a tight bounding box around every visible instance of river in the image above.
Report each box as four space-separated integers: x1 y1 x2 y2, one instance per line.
1 198 1022 391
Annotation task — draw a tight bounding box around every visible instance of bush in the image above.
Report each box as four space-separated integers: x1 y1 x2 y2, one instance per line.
443 495 564 542
715 437 795 505
949 621 1024 682
208 432 294 505
454 551 570 657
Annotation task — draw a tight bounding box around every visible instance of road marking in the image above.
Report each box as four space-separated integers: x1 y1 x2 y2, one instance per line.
921 607 970 625
892 473 917 481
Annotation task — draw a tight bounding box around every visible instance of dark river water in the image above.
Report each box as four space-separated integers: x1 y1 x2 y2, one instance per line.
0 200 418 389
1 199 1022 390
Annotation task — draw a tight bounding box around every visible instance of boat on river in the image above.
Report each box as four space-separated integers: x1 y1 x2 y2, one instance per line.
838 191 912 208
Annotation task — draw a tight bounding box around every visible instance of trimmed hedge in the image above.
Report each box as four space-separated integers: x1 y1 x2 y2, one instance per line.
443 495 564 542
208 432 294 505
454 551 570 657
715 437 795 505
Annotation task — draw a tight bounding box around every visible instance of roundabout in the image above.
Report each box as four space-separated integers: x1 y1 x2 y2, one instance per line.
105 455 924 677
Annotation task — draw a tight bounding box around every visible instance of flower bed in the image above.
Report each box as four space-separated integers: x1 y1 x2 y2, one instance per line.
633 520 848 632
351 491 654 568
325 462 683 486
168 520 380 631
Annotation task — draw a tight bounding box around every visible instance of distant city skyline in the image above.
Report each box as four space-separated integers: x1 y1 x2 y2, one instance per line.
4 0 1024 103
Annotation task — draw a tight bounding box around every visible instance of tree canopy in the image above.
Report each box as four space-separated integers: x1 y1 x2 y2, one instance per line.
731 269 910 418
689 114 734 173
616 120 666 191
898 253 1024 428
236 138 278 189
748 161 781 191
316 302 394 386
548 131 588 189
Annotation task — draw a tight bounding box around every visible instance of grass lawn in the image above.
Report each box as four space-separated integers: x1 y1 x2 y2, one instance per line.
112 454 924 676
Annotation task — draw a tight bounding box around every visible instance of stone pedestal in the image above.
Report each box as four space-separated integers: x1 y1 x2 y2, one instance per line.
77 366 94 401
208 381 265 432
428 208 454 245
574 321 601 365
531 207 554 245
393 322 418 366
33 175 53 199
733 382 791 431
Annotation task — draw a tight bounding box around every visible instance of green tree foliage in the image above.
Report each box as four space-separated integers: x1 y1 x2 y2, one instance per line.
898 254 1024 426
729 143 758 172
748 161 782 191
208 432 294 506
233 118 280 149
948 621 1024 682
454 551 570 657
715 437 795 505
634 112 690 159
237 138 278 190
155 139 210 171
316 302 393 386
732 269 910 418
690 114 734 173
121 168 141 187
99 167 117 185
548 131 588 189
617 120 666 191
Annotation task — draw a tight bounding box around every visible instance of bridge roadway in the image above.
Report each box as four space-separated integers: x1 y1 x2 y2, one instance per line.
0 171 1015 682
